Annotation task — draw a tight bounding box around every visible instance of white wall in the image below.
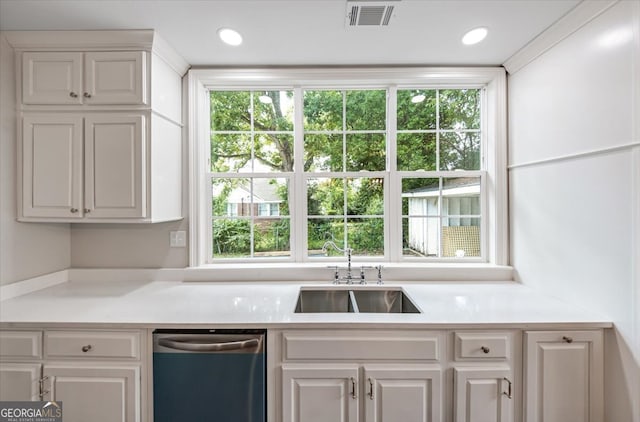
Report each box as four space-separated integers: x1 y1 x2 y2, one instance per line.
0 33 71 285
508 1 640 420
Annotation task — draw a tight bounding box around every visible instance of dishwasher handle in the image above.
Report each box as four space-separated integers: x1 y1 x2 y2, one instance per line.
158 337 261 352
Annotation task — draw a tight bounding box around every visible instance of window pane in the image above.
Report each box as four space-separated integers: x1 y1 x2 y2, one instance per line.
442 177 481 220
212 178 251 217
255 133 294 172
212 219 252 258
304 134 343 172
254 177 289 216
211 134 251 172
348 218 384 256
254 219 290 257
307 178 345 216
308 218 345 257
397 89 436 130
346 134 385 171
440 131 480 170
347 178 383 216
304 90 343 131
253 90 294 132
346 90 386 131
402 178 440 217
397 133 436 171
210 91 251 131
439 89 480 130
442 218 481 258
403 217 439 257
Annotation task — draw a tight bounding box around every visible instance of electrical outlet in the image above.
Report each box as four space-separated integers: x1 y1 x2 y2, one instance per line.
170 231 187 247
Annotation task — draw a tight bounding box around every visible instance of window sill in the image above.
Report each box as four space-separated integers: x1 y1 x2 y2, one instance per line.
184 263 514 283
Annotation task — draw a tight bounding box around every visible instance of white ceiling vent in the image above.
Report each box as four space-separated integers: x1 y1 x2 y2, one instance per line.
346 0 399 27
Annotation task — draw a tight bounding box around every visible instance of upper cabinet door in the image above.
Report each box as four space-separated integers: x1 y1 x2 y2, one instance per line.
22 115 84 218
84 114 146 219
22 52 83 104
84 52 147 105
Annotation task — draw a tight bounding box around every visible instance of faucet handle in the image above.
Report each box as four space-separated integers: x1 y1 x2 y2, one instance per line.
375 265 384 285
327 265 340 284
359 266 374 284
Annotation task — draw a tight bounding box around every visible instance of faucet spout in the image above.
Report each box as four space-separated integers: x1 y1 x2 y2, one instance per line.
322 241 354 284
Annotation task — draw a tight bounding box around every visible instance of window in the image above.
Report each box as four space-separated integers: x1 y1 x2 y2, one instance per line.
189 68 507 268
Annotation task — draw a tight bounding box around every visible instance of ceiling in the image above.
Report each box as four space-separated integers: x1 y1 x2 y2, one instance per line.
0 0 581 66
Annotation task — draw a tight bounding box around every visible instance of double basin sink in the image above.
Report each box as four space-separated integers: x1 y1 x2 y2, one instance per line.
295 287 420 314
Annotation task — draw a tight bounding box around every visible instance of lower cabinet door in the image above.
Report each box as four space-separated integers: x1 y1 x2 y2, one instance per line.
282 364 359 422
524 331 603 422
43 365 139 422
454 367 513 422
364 365 442 422
0 363 41 401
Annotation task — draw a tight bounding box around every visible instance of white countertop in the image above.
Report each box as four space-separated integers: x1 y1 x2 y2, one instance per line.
0 278 612 329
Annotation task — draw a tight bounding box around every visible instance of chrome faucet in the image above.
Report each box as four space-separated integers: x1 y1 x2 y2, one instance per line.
322 241 354 284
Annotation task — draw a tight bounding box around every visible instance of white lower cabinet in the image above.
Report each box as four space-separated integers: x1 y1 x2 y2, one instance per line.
453 367 513 422
364 365 442 422
523 331 603 422
282 364 359 422
42 365 140 422
281 364 442 422
0 362 41 401
0 329 143 422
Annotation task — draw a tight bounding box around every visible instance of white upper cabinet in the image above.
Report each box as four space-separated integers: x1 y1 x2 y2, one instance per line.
10 30 188 223
84 114 146 218
22 115 84 218
22 51 147 105
22 52 83 104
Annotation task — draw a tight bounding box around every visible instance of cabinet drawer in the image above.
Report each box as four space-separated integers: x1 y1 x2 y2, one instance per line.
283 330 441 361
45 331 140 359
0 331 42 359
454 332 510 360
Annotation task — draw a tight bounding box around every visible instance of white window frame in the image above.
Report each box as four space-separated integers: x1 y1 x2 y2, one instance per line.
188 68 508 279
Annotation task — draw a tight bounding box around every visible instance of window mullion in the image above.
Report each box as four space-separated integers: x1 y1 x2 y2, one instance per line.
387 86 399 262
293 87 306 262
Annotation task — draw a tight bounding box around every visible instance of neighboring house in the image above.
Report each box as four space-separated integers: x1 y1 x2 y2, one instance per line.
225 178 282 219
402 179 480 257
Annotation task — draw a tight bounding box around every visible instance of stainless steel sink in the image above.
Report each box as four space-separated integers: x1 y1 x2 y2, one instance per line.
294 289 356 313
351 289 420 314
294 288 420 314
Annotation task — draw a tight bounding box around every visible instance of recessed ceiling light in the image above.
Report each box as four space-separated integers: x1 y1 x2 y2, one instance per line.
462 27 488 45
218 28 243 46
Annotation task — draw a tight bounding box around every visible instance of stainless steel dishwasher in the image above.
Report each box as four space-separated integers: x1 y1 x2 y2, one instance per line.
153 329 266 422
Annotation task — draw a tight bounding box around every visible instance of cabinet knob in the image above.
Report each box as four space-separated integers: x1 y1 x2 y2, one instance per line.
70 208 79 213
83 92 92 98
562 336 574 343
481 346 490 354
82 344 92 353
84 208 91 213
69 92 78 98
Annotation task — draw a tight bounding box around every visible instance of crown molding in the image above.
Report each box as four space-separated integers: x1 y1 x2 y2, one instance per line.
503 0 618 74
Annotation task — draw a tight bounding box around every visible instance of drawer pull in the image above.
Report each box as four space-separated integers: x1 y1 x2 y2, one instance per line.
350 377 357 399
503 377 512 399
81 344 93 353
481 346 490 354
69 92 78 98
83 92 92 99
368 377 374 400
562 336 573 343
